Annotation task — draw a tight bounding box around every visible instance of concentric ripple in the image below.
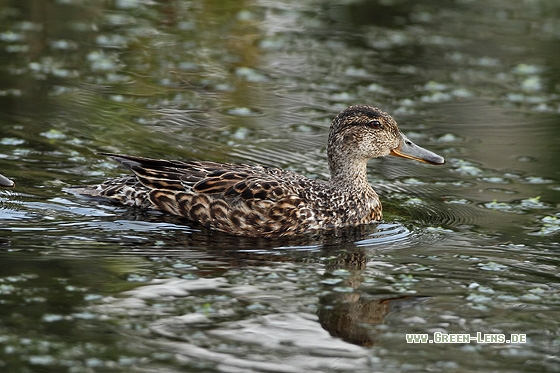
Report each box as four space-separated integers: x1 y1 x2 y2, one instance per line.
375 181 492 229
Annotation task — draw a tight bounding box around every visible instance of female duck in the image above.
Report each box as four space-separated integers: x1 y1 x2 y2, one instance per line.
72 105 444 237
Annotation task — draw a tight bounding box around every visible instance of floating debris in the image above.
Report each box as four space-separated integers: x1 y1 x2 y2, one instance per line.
0 173 14 187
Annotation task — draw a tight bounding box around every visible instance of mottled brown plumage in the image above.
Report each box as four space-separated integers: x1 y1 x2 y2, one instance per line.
70 106 445 237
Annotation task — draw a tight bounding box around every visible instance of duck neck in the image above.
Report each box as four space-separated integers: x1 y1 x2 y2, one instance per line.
328 153 371 192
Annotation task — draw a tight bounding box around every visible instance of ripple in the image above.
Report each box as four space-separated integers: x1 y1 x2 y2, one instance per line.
93 276 371 371
354 223 410 247
222 106 265 117
376 182 491 229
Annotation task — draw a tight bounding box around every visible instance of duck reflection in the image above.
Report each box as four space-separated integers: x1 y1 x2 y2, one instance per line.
317 245 430 346
177 226 431 347
72 210 429 347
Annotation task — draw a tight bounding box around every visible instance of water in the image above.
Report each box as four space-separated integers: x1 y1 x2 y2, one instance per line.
0 0 559 372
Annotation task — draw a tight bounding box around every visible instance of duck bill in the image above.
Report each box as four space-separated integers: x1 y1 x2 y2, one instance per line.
390 133 445 165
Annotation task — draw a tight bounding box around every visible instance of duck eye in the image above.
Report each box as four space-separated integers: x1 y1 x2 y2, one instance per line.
368 120 382 128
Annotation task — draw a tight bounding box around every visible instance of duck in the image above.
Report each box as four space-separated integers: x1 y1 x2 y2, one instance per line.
71 105 445 237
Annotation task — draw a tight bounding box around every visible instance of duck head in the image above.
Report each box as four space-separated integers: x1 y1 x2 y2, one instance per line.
327 105 444 184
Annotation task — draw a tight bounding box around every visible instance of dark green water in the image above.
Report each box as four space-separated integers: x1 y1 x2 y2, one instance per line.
0 0 559 372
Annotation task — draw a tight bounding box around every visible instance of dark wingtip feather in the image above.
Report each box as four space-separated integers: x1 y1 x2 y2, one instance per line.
98 152 144 169
98 152 190 171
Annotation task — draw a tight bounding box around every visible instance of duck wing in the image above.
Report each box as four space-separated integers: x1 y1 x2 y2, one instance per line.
98 153 315 236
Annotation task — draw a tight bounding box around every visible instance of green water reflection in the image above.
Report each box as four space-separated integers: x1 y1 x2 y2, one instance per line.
0 0 559 372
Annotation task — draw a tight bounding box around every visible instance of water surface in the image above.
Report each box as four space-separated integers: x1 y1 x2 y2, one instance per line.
0 0 559 372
